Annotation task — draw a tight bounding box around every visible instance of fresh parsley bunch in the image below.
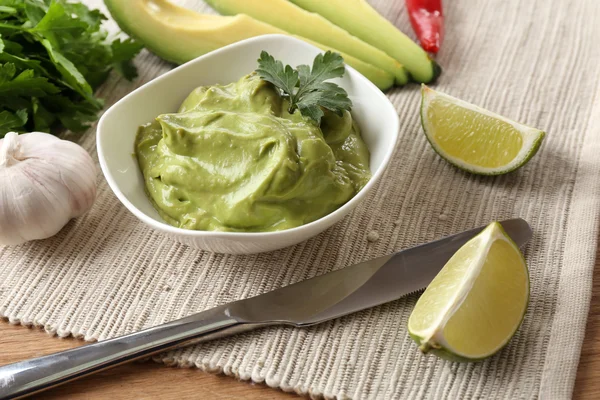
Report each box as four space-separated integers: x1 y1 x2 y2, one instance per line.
256 51 352 124
0 0 142 137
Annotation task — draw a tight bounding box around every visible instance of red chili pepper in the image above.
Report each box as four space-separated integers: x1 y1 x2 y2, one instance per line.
405 0 444 54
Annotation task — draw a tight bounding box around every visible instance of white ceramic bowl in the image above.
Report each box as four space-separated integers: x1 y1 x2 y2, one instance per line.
97 34 399 254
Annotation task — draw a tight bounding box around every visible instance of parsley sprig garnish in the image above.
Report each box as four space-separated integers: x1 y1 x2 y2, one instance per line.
256 51 352 124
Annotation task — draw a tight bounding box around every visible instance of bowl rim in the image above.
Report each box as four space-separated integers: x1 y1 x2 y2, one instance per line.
97 34 400 239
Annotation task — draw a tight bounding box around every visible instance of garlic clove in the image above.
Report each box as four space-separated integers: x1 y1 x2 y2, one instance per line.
3 162 73 243
0 132 97 246
0 130 23 167
22 135 97 217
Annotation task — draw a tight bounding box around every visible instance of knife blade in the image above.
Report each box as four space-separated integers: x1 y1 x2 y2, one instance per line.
0 218 531 399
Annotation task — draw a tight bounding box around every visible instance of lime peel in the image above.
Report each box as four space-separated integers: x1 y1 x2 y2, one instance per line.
408 222 530 362
420 85 545 175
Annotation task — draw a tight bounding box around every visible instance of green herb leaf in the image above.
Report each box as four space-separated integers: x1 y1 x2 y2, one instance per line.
0 63 59 97
61 2 104 31
0 0 141 135
40 39 95 99
111 38 144 80
31 97 55 132
295 51 346 98
255 50 352 124
256 51 298 105
24 1 49 26
0 6 18 15
0 108 27 137
31 1 87 40
297 83 352 117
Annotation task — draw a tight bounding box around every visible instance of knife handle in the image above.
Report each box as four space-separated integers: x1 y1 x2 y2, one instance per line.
0 304 260 399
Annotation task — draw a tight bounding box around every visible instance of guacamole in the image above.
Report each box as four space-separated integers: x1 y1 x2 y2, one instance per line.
135 73 371 232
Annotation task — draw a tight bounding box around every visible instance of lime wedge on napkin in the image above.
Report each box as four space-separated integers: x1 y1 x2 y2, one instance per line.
420 85 545 175
408 222 529 361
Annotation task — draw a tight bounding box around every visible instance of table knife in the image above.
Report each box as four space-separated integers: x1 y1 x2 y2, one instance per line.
0 218 532 399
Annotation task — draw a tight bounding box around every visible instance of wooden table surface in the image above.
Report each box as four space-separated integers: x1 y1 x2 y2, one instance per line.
1 245 599 399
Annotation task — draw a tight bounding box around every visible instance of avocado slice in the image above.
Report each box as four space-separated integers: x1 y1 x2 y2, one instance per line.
104 0 394 90
336 53 394 90
290 0 441 83
204 0 408 85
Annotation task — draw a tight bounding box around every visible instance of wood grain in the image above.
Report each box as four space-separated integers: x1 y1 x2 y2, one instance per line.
1 244 598 399
0 322 295 399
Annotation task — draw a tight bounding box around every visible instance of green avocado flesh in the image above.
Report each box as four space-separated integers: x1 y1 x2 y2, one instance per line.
135 74 371 232
289 0 440 83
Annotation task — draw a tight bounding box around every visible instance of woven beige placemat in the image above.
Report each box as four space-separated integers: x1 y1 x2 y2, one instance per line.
2 0 600 398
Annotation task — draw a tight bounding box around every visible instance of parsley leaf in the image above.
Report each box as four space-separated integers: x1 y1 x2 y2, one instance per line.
255 51 298 106
0 0 142 137
256 50 352 124
0 63 59 97
0 108 27 132
111 38 144 80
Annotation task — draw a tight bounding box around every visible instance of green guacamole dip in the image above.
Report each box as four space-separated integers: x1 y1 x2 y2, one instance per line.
135 73 371 232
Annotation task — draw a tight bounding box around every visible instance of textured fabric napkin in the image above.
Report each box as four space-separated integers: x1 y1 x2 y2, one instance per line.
2 0 600 398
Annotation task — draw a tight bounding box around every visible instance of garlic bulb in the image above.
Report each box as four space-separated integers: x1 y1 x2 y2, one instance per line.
0 132 97 245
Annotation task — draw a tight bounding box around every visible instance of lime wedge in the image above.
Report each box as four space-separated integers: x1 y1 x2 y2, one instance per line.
408 222 529 361
420 85 545 175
